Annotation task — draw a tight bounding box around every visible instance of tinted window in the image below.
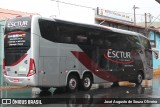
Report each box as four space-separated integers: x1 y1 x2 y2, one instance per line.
4 17 31 48
39 19 58 42
140 36 151 49
39 19 104 45
4 17 31 66
57 22 88 45
4 31 30 48
5 47 29 66
39 19 142 51
101 33 140 50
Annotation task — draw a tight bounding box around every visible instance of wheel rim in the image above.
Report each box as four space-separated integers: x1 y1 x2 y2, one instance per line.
69 78 77 90
84 77 91 88
137 74 142 83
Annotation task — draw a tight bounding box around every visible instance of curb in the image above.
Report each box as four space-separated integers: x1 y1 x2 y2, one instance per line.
153 70 160 75
0 86 31 91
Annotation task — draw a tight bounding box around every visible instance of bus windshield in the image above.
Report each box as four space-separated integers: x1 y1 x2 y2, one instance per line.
4 17 31 66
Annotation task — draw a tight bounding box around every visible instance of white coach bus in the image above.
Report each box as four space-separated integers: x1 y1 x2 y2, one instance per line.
3 15 154 92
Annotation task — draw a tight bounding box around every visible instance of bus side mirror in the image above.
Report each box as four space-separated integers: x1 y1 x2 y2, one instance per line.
149 49 159 59
154 51 159 59
153 51 159 59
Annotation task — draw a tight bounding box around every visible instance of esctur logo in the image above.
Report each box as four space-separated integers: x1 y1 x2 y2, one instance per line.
104 49 134 64
7 21 28 28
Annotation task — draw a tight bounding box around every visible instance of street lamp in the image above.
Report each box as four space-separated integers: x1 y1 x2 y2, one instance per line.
133 5 139 25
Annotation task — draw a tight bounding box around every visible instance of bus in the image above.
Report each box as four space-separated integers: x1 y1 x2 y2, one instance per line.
3 15 154 92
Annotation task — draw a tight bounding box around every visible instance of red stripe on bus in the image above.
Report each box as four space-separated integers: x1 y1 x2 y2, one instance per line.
10 54 28 66
71 51 120 82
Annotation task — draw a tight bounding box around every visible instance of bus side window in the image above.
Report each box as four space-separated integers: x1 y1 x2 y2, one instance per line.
140 36 151 49
57 22 75 44
62 36 72 43
104 40 111 47
92 39 103 46
75 35 88 45
39 19 57 42
127 35 141 50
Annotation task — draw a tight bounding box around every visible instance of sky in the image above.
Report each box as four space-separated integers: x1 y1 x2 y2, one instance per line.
0 0 160 22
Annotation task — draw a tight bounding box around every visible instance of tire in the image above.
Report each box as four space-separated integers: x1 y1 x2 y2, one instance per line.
135 72 143 85
80 74 93 91
67 75 79 93
40 87 50 91
111 82 119 87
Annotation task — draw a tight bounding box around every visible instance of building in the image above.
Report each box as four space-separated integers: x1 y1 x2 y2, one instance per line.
0 19 5 85
0 8 36 85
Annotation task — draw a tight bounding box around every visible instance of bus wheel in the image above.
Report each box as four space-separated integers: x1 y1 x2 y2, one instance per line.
135 72 143 85
67 75 79 93
80 74 93 91
111 82 119 87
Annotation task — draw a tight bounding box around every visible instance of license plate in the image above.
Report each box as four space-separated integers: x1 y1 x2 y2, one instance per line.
12 78 19 82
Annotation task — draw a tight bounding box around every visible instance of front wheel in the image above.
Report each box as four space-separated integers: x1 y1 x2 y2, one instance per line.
135 72 143 85
80 74 93 91
67 75 79 93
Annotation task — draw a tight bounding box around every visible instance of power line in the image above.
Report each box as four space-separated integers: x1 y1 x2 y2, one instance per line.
148 14 160 27
50 0 95 9
50 0 160 23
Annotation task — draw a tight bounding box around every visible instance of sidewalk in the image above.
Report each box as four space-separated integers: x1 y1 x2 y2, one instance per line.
0 85 30 90
153 69 160 75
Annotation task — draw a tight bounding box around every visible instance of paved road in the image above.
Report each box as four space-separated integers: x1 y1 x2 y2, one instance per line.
1 75 160 107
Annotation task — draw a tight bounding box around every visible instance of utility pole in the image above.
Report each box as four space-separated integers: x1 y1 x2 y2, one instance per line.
145 13 147 28
145 13 152 37
57 0 60 16
144 13 148 37
133 5 139 25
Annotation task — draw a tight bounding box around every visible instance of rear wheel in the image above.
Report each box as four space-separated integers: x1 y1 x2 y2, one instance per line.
135 72 143 85
111 82 119 87
67 75 79 92
80 74 93 91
